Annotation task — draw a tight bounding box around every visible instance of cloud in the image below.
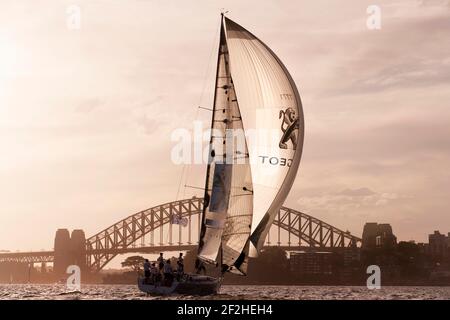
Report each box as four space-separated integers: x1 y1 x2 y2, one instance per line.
300 2 450 97
135 116 162 135
131 96 168 135
297 187 404 213
337 187 376 197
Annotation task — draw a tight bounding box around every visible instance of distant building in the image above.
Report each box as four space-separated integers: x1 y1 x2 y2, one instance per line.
428 231 450 262
362 222 397 249
290 251 334 278
341 248 361 281
417 242 429 255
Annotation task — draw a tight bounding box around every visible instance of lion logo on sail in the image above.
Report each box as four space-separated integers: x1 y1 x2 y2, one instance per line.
279 107 299 150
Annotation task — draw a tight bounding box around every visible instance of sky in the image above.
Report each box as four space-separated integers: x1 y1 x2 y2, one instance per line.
0 0 449 256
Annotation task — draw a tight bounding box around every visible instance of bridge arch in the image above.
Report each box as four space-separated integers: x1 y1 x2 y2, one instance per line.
86 198 361 272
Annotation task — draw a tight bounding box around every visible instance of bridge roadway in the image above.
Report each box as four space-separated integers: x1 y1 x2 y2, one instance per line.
0 245 355 264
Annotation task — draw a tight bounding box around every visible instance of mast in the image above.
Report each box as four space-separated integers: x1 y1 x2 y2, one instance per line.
195 14 225 272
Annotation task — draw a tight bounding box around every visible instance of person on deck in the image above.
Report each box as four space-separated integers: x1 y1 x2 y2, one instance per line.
163 259 173 286
150 262 159 285
157 253 165 272
176 253 184 280
143 259 151 284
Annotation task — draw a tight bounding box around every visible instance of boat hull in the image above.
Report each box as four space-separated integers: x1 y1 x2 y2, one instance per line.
137 274 220 296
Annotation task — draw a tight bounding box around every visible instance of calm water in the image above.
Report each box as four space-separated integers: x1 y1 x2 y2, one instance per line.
0 284 449 300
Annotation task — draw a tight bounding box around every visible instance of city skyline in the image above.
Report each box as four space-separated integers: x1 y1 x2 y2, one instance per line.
1 0 450 253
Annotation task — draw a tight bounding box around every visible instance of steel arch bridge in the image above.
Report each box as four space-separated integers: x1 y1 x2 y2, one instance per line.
86 198 361 272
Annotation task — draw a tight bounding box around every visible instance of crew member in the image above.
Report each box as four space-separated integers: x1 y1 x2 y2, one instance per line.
150 262 159 285
163 259 173 286
143 259 151 284
157 253 165 272
176 253 184 280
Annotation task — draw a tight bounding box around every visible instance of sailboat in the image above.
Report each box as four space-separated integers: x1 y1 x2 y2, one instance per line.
138 13 304 295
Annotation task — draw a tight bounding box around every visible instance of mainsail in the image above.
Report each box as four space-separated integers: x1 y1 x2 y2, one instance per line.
197 18 254 274
197 15 304 274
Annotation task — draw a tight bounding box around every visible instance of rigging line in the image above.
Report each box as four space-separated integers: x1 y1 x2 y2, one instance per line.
180 20 221 202
198 18 222 108
231 194 253 198
231 185 250 189
180 99 202 200
176 163 186 201
242 187 254 193
181 106 199 200
184 184 211 191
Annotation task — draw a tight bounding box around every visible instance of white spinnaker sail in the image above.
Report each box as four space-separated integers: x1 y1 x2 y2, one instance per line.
223 17 304 257
197 20 253 274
